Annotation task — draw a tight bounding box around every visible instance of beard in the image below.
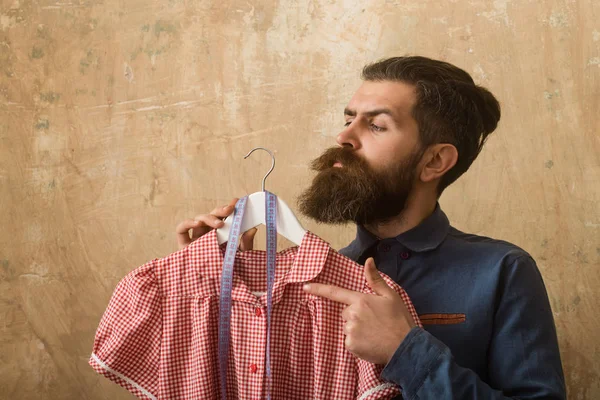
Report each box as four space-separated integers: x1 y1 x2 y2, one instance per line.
297 146 422 226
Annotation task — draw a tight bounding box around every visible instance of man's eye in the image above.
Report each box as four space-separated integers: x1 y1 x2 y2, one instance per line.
344 121 351 127
371 124 384 132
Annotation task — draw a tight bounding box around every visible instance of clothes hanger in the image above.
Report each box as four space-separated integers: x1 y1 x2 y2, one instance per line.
216 147 307 246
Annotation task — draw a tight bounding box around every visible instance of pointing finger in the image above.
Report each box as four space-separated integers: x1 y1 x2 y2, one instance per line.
303 283 362 305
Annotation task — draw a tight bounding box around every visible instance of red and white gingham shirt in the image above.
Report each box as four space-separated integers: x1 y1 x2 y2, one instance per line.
90 230 422 399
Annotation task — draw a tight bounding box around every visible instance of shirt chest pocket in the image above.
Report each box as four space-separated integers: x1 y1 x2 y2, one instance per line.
418 313 466 325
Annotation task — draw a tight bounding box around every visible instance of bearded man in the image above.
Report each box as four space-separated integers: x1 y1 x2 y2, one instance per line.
176 56 566 399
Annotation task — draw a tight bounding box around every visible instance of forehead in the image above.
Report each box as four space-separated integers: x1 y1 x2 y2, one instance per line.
347 80 417 117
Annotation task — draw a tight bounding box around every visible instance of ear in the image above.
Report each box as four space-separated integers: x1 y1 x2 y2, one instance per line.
419 143 458 183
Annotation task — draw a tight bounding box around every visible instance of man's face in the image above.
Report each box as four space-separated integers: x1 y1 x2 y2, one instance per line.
298 80 424 225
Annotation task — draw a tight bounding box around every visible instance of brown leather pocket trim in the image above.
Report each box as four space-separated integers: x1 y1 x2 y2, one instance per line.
419 313 466 325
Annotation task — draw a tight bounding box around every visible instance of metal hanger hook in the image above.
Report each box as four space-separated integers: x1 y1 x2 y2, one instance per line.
244 147 275 192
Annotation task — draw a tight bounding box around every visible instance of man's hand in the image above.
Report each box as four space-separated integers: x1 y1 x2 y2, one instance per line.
302 257 416 365
175 198 257 250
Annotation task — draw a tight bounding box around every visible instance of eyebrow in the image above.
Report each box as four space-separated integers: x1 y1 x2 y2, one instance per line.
344 107 397 121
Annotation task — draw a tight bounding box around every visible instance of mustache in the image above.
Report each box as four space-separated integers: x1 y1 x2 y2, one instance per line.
310 147 368 172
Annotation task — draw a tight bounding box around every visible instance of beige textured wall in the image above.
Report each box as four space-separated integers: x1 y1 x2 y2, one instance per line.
1 0 599 398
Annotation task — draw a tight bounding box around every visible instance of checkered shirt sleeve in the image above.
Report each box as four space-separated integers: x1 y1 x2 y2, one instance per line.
89 260 161 400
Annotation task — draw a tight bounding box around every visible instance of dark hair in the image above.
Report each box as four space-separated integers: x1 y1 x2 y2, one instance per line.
361 56 501 195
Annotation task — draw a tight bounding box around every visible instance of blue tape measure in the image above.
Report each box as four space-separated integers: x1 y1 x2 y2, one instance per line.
218 192 277 400
265 191 277 398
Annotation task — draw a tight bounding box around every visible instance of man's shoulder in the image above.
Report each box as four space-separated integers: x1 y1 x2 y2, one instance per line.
445 225 536 268
442 228 549 307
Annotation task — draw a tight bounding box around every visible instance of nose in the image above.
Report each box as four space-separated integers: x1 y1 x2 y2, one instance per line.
336 122 361 150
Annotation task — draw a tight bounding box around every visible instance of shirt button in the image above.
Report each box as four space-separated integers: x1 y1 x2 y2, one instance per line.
254 307 262 317
250 363 258 373
400 251 411 260
381 243 391 252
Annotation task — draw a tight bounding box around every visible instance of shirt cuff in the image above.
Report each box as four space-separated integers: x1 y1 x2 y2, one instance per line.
380 327 447 393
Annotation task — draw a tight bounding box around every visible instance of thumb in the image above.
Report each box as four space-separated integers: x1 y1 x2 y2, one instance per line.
240 227 257 251
364 257 393 297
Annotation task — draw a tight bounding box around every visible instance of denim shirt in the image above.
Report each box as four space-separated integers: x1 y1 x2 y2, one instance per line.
339 204 566 399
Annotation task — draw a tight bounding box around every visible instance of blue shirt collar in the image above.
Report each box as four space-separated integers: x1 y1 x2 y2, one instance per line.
339 203 450 261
